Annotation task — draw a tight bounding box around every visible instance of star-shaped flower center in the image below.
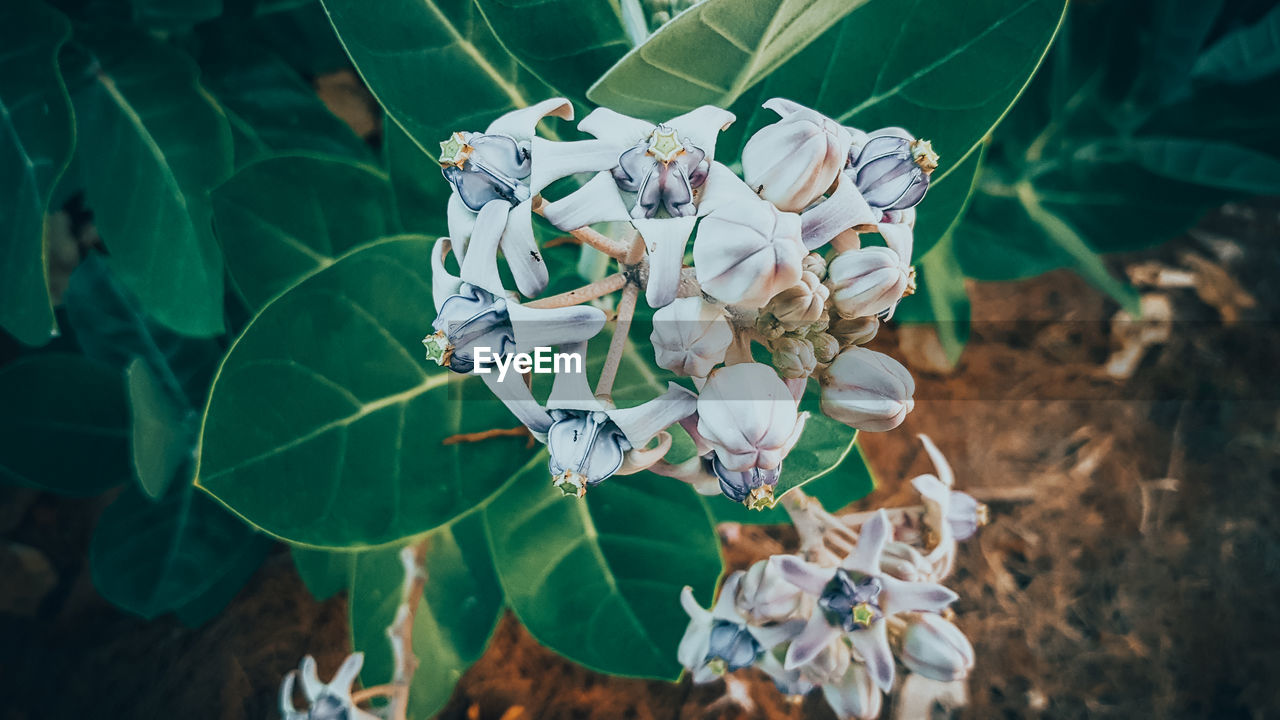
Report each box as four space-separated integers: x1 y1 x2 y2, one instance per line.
421 331 452 365
553 469 588 498
910 138 939 173
747 484 776 511
851 602 878 627
646 125 685 164
439 131 473 168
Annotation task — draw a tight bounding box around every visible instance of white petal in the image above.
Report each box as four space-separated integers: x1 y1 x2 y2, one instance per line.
298 656 323 700
822 663 882 720
446 194 477 261
749 618 807 650
680 584 713 622
877 219 914 265
696 162 757 216
546 341 602 412
634 216 697 308
784 612 842 670
710 572 746 621
500 200 549 297
484 97 573 140
879 575 958 616
330 652 364 692
279 671 302 719
607 382 698 447
458 199 511 294
431 238 463 311
912 474 952 510
540 171 632 229
801 173 878 251
918 433 954 487
480 371 552 437
667 105 736 162
848 622 895 692
775 554 832 595
506 302 608 352
616 431 671 474
844 510 890 575
578 106 656 146
530 137 621 194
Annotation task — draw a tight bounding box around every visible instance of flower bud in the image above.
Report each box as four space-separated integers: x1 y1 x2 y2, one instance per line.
820 346 914 431
899 613 974 682
650 297 733 378
802 252 827 279
809 331 840 364
693 198 805 308
771 336 817 379
829 316 879 347
822 663 883 720
697 362 808 474
798 636 852 686
848 129 937 211
762 271 829 330
735 556 809 624
879 540 934 582
742 99 853 212
825 246 910 320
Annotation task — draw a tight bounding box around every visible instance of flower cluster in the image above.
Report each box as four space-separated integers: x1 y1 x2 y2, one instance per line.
422 97 935 507
678 437 986 718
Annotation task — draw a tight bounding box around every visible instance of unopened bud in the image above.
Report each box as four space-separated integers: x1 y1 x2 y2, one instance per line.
735 556 809 624
899 613 974 682
848 129 935 211
825 246 910 320
762 271 829 331
809 331 840 364
742 99 853 212
650 297 733 378
771 336 817 379
820 346 914 431
802 252 828 279
822 663 883 720
693 199 805 308
829 316 879 347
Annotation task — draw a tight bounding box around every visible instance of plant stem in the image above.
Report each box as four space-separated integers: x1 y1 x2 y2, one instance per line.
386 540 428 720
523 272 627 309
351 684 397 704
531 198 633 261
441 426 533 446
780 490 857 566
595 282 639 399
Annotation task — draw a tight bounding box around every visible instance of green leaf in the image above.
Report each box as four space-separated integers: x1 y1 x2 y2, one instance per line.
91 482 269 619
722 0 1067 172
897 235 971 365
0 0 74 347
198 40 372 167
350 513 503 719
131 0 224 28
196 236 539 547
0 354 129 496
68 27 233 337
1193 3 1280 86
172 531 268 626
914 137 985 258
384 121 450 235
291 545 355 600
1129 137 1280 194
474 0 630 102
485 453 722 679
589 0 872 119
126 358 192 499
211 153 397 310
710 441 875 524
321 0 557 154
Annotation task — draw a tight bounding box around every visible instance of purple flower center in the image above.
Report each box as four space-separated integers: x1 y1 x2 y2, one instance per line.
818 568 884 631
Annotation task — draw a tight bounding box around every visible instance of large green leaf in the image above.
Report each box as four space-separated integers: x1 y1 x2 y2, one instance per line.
292 545 355 600
198 39 372 167
131 0 223 28
126 358 193 499
588 0 871 119
321 0 557 155
485 452 722 679
384 121 451 236
1128 137 1280 194
474 0 630 102
349 513 503 719
196 236 539 547
0 354 129 496
1193 3 1280 86
68 28 233 337
90 482 269 619
721 0 1066 173
0 0 74 347
211 153 397 310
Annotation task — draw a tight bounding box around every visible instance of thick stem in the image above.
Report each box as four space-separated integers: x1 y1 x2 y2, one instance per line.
351 684 396 704
595 282 639 399
441 426 533 446
523 272 627 309
386 540 428 720
531 197 633 261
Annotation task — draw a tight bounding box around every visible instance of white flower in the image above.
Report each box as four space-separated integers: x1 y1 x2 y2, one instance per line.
692 197 805 308
909 434 986 580
439 98 577 298
539 106 757 307
777 511 957 692
899 612 974 682
820 346 914 432
826 246 911 320
650 297 733 378
678 571 802 683
279 653 377 720
696 363 809 507
742 98 853 212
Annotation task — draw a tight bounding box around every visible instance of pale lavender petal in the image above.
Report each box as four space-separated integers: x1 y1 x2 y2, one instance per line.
801 173 877 251
540 171 632 229
680 584 712 622
506 302 607 352
749 617 807 650
710 572 745 621
634 216 696 308
530 137 620 194
848 621 895 692
877 217 914 263
578 107 655 146
879 575 958 615
776 554 834 595
822 663 882 720
330 652 364 691
458 199 510 294
762 96 806 117
500 200 548 297
695 162 757 216
844 510 889 575
784 612 842 670
546 341 601 412
484 97 572 140
667 105 736 162
279 670 302 719
912 474 951 509
918 433 953 487
446 193 476 261
431 238 463 311
948 491 982 541
608 382 698 447
298 655 323 700
480 370 552 436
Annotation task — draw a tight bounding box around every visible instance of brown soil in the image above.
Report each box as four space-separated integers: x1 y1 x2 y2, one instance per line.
3 202 1279 720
